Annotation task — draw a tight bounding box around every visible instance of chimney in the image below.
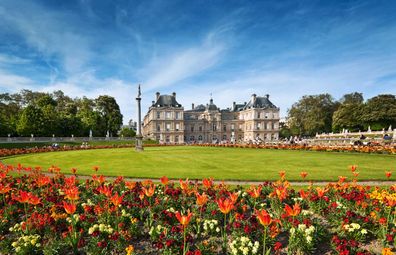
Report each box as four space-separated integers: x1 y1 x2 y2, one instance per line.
265 94 269 99
233 101 236 109
251 94 257 103
210 98 213 104
172 92 176 98
192 103 195 110
152 101 155 105
156 92 160 100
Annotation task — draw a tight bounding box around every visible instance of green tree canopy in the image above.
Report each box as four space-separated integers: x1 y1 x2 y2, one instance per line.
95 95 123 137
287 94 337 136
362 94 396 130
332 92 365 132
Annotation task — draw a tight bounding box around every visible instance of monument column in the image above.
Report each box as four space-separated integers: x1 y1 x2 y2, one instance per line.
135 84 144 151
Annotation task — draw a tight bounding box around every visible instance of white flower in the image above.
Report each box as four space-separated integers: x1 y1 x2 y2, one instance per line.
306 235 313 243
361 229 367 235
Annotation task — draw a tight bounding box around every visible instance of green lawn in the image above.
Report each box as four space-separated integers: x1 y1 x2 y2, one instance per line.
2 146 395 181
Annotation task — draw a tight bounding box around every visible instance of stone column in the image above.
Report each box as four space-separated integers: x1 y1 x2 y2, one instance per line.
135 84 144 151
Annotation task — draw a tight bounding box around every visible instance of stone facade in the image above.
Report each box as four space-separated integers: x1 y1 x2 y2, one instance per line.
143 92 280 144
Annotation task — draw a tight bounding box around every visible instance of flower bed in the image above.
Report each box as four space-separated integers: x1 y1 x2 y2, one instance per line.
0 143 180 158
193 143 396 154
0 163 395 254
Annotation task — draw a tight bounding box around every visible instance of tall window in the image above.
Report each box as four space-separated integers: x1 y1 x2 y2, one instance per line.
265 112 269 119
199 126 202 131
231 124 235 131
175 135 179 143
166 123 171 131
198 135 203 141
175 123 180 131
166 112 171 119
223 135 227 140
190 136 195 141
257 123 261 130
191 125 194 132
175 112 179 119
257 112 261 118
213 124 217 131
156 111 160 119
223 125 227 132
157 125 161 131
166 135 170 143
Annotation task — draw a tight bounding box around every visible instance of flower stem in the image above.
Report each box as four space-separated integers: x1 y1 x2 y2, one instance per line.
263 227 267 255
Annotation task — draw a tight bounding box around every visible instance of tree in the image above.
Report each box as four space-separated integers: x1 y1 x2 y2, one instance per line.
95 95 123 136
332 92 365 132
16 105 45 136
287 94 337 136
119 127 136 137
362 94 396 130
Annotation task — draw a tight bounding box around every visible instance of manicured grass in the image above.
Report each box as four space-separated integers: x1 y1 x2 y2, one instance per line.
2 146 395 181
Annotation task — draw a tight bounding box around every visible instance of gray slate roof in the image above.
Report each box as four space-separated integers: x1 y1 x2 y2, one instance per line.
243 96 277 110
153 95 182 107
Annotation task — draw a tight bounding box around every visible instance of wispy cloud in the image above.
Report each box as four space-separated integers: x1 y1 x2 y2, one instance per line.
141 32 227 91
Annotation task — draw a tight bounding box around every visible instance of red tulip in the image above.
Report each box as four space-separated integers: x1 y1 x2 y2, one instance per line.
300 172 308 179
385 171 392 179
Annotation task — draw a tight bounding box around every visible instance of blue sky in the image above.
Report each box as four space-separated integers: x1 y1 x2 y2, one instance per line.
0 0 395 123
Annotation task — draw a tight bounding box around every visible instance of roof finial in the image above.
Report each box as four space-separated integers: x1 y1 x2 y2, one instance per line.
137 84 141 97
209 93 213 104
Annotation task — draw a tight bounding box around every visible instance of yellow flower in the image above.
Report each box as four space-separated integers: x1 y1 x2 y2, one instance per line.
382 248 394 255
126 245 134 255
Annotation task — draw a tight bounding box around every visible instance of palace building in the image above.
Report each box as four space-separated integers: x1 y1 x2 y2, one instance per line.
142 92 280 144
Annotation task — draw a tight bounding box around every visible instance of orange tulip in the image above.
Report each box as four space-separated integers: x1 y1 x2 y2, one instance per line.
142 184 155 197
63 201 76 214
247 185 262 199
275 186 288 201
110 193 123 207
216 198 234 214
316 187 326 198
0 184 11 194
92 166 99 172
196 192 208 206
179 178 189 191
36 175 51 187
284 203 301 217
299 189 308 199
338 176 347 183
350 165 357 172
353 171 359 177
160 176 169 185
229 192 239 204
64 186 80 201
125 181 136 190
28 194 41 205
300 172 308 179
279 171 286 180
175 210 193 226
71 168 77 174
256 209 272 226
14 190 31 203
97 185 112 197
382 248 393 255
385 171 392 179
202 178 213 189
